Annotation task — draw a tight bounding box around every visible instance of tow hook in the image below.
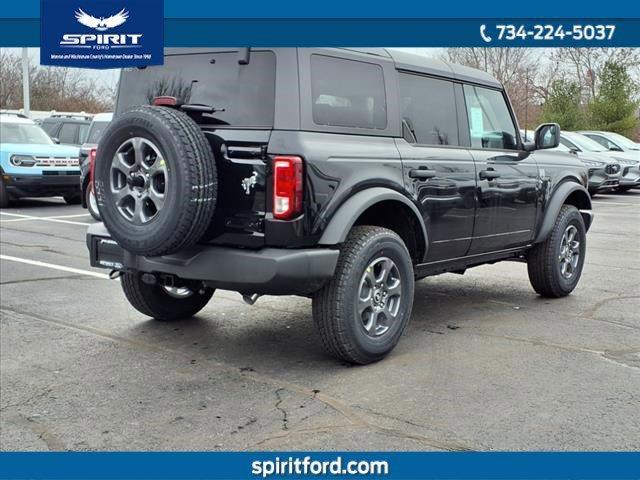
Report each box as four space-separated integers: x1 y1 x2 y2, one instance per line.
242 293 261 305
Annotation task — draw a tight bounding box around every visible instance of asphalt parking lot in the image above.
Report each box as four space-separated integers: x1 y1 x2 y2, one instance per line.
1 192 639 451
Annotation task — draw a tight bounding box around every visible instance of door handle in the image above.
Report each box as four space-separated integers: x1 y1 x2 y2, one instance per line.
409 168 436 179
479 169 501 180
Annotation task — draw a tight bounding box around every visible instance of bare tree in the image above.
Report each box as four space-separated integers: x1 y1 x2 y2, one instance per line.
0 51 115 112
443 48 543 128
0 51 28 108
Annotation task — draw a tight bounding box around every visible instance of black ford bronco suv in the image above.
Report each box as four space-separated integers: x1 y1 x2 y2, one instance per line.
88 48 593 364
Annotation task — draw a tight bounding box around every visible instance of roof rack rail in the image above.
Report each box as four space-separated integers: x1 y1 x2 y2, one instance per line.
48 111 94 120
0 110 29 119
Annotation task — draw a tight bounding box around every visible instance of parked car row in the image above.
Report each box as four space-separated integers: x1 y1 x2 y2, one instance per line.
522 129 640 196
0 113 81 208
0 112 112 210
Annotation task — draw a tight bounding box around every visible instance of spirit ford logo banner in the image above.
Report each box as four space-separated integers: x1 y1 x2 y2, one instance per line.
40 0 163 69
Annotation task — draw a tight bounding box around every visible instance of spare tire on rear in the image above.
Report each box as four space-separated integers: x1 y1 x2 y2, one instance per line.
94 106 217 257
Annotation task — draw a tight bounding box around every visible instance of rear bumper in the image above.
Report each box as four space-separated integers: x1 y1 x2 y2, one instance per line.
3 173 80 198
87 224 339 295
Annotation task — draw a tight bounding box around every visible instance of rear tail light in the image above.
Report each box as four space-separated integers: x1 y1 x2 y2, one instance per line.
272 155 303 220
89 148 97 186
152 96 179 107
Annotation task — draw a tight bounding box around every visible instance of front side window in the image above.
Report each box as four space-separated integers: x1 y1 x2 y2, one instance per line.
311 55 387 130
562 133 606 153
560 137 578 150
584 134 621 151
398 73 459 146
463 85 518 150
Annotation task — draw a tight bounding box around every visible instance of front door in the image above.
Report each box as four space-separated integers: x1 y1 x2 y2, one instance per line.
462 84 539 254
395 73 477 262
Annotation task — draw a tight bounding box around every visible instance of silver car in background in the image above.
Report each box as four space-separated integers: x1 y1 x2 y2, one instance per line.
578 131 640 192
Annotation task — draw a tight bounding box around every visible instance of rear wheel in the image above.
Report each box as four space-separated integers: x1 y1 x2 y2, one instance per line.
312 226 414 364
85 183 101 221
527 205 586 298
121 272 214 321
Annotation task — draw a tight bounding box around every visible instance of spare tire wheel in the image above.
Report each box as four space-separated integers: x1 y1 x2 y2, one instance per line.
94 106 217 256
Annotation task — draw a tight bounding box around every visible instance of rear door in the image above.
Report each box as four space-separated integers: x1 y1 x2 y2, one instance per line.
116 49 279 247
394 72 476 262
462 84 539 254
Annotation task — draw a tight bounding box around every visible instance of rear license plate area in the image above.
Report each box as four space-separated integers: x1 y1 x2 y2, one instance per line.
91 236 125 269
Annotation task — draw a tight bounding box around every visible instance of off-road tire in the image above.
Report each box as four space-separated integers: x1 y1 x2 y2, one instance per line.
85 184 101 221
95 106 217 256
312 226 415 364
121 272 214 321
64 194 82 205
527 205 586 298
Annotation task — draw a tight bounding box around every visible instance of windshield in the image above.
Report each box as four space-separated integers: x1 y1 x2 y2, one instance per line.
606 132 640 150
116 50 276 127
563 133 607 152
85 121 110 144
0 122 54 145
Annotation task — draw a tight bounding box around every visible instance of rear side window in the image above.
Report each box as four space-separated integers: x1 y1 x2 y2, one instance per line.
398 73 459 146
58 123 78 144
40 120 57 135
311 55 387 130
78 124 89 144
463 85 518 150
86 121 110 144
117 51 276 127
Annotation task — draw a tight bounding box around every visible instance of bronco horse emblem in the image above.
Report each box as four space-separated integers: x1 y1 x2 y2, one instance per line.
241 171 258 195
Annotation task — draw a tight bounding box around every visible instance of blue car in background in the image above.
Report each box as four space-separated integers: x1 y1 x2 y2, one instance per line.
0 113 81 208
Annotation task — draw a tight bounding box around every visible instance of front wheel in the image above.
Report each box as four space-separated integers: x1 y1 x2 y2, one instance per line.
527 205 586 298
312 226 415 364
121 272 214 321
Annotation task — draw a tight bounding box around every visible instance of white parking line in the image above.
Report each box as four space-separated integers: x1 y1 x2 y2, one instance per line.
0 254 109 279
0 212 91 226
591 199 638 206
49 213 91 219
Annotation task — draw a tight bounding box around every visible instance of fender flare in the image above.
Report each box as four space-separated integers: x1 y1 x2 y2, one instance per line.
534 181 593 244
318 187 428 255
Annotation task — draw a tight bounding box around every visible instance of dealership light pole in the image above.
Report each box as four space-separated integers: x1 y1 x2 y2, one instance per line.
21 48 30 117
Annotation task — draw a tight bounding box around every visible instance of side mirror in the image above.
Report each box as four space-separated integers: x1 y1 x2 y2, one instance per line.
51 137 60 144
609 146 623 152
534 123 560 150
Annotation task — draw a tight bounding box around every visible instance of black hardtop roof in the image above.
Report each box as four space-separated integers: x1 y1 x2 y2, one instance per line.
160 47 502 89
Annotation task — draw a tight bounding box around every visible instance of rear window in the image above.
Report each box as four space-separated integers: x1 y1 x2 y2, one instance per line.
116 51 276 127
311 55 387 130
